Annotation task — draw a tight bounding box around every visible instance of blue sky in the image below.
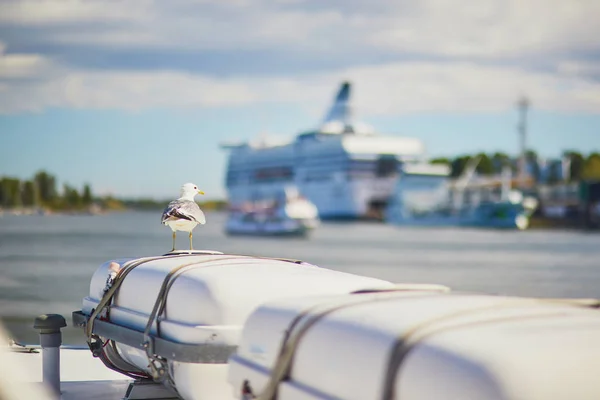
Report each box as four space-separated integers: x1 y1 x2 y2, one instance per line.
0 0 599 199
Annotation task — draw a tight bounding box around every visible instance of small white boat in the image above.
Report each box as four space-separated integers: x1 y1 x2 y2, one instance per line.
225 187 320 237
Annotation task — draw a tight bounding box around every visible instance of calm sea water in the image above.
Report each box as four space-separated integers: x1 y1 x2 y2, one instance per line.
1 211 598 344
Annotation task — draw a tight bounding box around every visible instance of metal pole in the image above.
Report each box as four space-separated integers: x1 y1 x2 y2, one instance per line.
34 314 66 398
518 97 529 184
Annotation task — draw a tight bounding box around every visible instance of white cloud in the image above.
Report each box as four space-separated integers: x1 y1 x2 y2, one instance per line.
0 61 259 113
41 7 345 52
3 0 598 58
365 0 600 58
1 50 599 115
0 0 598 115
0 53 50 78
0 0 153 24
61 71 258 110
558 60 600 78
340 62 600 114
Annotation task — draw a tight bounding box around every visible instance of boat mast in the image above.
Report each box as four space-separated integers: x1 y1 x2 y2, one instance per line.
517 96 529 186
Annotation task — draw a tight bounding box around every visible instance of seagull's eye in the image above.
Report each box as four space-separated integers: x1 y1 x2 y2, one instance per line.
194 186 197 189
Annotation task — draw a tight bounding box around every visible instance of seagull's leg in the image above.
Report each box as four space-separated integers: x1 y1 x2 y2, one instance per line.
172 231 176 252
189 232 193 250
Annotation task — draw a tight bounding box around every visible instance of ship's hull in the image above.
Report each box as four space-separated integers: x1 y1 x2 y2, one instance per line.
225 215 319 237
227 175 398 220
386 204 531 230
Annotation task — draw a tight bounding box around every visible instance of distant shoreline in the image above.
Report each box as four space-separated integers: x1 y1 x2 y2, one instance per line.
0 201 229 217
0 205 105 217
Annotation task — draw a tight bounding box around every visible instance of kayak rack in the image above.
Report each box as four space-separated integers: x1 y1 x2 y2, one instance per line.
72 311 237 364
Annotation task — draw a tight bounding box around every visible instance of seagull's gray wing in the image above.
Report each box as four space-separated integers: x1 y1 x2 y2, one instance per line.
161 200 206 225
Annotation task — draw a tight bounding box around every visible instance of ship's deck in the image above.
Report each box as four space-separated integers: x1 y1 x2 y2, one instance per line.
3 346 177 399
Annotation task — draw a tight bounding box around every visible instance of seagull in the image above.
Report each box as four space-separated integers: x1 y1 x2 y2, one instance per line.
161 183 206 251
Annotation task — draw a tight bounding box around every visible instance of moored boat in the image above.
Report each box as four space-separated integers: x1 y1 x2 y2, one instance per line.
385 159 538 230
225 187 320 237
221 82 426 220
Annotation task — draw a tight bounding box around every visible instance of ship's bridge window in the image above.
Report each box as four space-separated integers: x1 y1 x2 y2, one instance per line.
226 170 252 186
345 159 374 180
347 159 374 171
252 166 294 183
304 172 332 182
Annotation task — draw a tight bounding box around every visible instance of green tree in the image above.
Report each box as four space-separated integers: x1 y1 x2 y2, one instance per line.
21 180 40 207
546 161 562 184
491 152 511 174
82 184 93 206
525 150 537 161
1 178 22 207
430 157 451 165
0 179 5 207
475 153 494 175
563 150 585 182
34 171 57 205
450 155 472 178
63 184 82 208
583 153 600 180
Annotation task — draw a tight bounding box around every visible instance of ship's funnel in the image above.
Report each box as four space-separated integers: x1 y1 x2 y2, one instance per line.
322 81 353 128
319 82 374 135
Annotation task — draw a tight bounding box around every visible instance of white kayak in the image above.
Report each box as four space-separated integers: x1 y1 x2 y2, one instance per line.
76 251 393 400
229 290 600 400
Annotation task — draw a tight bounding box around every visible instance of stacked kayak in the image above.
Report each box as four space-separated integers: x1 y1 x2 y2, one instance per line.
229 290 600 400
73 251 393 400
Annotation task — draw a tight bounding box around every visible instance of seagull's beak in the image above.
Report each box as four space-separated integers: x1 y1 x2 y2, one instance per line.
198 190 205 195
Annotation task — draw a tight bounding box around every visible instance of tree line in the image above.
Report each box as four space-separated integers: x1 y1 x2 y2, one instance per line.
0 170 228 211
431 150 600 183
120 198 227 211
3 153 599 211
0 171 96 210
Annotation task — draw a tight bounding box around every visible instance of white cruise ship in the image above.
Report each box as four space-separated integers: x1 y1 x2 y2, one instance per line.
221 82 426 219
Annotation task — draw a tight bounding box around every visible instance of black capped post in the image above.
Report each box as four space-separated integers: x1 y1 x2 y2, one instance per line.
33 314 67 397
